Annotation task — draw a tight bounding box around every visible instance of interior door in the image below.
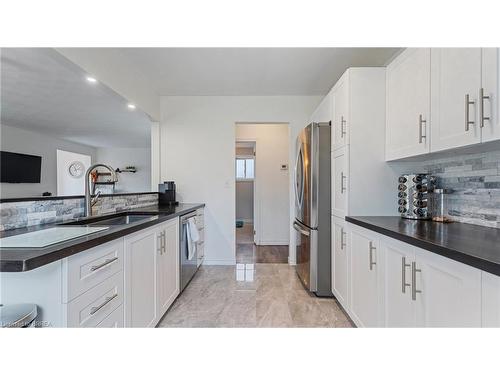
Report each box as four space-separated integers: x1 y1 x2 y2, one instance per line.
430 48 482 151
386 48 431 160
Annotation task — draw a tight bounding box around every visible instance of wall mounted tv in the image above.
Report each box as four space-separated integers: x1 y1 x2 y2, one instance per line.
0 151 42 183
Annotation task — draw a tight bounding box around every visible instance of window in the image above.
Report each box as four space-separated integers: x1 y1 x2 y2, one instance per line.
236 157 254 180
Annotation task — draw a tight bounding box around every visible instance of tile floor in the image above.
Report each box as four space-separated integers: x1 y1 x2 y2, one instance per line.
158 264 354 328
236 223 289 264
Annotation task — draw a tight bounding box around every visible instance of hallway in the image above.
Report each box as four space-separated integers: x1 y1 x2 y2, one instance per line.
158 264 353 327
236 223 289 264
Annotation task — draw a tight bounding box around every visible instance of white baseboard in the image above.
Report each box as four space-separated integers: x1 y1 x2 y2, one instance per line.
257 240 289 246
202 259 237 266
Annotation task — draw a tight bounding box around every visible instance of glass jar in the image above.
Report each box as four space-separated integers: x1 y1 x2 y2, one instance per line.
432 188 454 223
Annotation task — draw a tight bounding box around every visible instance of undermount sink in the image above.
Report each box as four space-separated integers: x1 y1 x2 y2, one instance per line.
60 212 159 227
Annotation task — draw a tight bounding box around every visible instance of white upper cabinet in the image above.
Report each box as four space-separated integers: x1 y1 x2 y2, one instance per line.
332 147 348 218
386 48 431 161
430 48 482 152
332 72 349 151
481 48 500 143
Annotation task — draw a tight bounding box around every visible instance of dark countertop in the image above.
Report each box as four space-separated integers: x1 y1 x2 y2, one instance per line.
0 203 204 272
346 216 500 276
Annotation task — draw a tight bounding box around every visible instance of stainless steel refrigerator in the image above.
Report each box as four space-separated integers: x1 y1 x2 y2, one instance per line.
293 122 331 297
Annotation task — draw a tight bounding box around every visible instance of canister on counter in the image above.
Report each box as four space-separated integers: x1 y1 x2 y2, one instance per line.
432 188 454 223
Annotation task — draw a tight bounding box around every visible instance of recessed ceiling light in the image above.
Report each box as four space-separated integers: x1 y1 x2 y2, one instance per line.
86 76 98 83
127 103 136 110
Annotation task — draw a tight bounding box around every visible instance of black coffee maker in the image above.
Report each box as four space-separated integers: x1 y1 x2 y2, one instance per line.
158 181 178 206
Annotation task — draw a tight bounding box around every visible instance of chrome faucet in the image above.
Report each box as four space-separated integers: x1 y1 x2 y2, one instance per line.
84 164 118 217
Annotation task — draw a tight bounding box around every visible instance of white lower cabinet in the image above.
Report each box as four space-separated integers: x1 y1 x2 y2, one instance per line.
381 238 416 327
347 224 484 327
124 227 158 327
349 226 381 327
415 249 481 327
124 218 180 327
481 271 500 327
96 304 125 328
331 216 349 310
156 218 180 319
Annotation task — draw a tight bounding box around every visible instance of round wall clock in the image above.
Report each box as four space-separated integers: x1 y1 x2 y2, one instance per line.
68 161 85 178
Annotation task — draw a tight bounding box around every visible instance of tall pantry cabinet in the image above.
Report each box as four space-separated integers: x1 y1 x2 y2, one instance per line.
329 68 398 321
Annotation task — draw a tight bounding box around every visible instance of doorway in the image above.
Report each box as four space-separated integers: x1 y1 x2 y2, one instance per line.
235 123 290 264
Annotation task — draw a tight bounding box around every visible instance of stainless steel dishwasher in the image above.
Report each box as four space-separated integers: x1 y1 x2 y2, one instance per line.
179 211 198 292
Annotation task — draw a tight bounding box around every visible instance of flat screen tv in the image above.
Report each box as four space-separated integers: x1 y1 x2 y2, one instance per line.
0 151 42 183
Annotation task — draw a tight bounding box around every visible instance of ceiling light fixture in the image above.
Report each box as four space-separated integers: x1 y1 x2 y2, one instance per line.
127 103 136 110
86 76 98 83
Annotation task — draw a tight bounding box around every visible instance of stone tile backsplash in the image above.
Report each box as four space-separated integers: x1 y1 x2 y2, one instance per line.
0 193 158 231
416 150 500 228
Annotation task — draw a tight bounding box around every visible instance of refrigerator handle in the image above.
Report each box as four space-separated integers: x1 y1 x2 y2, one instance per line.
293 222 310 237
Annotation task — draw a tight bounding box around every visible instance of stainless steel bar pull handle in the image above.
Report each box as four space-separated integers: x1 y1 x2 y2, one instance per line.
340 172 346 194
340 116 346 138
401 257 411 293
90 257 119 272
369 241 376 270
411 261 422 301
90 293 118 315
465 94 475 131
293 222 310 237
418 115 426 144
340 229 346 250
157 233 163 253
479 88 490 128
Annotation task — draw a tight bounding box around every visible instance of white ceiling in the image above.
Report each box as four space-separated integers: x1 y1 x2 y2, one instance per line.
100 47 401 96
1 48 152 148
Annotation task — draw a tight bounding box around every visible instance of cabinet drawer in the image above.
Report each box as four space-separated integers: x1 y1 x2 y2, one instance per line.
62 239 124 302
66 271 124 327
96 305 124 328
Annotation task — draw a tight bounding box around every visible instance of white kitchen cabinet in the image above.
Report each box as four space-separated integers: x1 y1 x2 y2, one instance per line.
482 271 500 327
124 226 158 328
380 238 416 327
328 68 395 220
380 235 481 327
332 147 348 218
349 226 381 327
430 48 482 152
156 218 180 319
96 304 124 328
481 48 500 143
332 72 349 150
332 216 349 311
386 48 431 160
415 249 481 327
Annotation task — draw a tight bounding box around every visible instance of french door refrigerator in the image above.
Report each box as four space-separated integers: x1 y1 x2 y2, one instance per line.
293 122 332 297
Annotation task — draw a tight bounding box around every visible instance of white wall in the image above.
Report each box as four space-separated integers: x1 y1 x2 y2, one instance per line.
0 124 96 198
160 96 321 265
95 148 152 193
56 150 92 196
236 123 290 245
